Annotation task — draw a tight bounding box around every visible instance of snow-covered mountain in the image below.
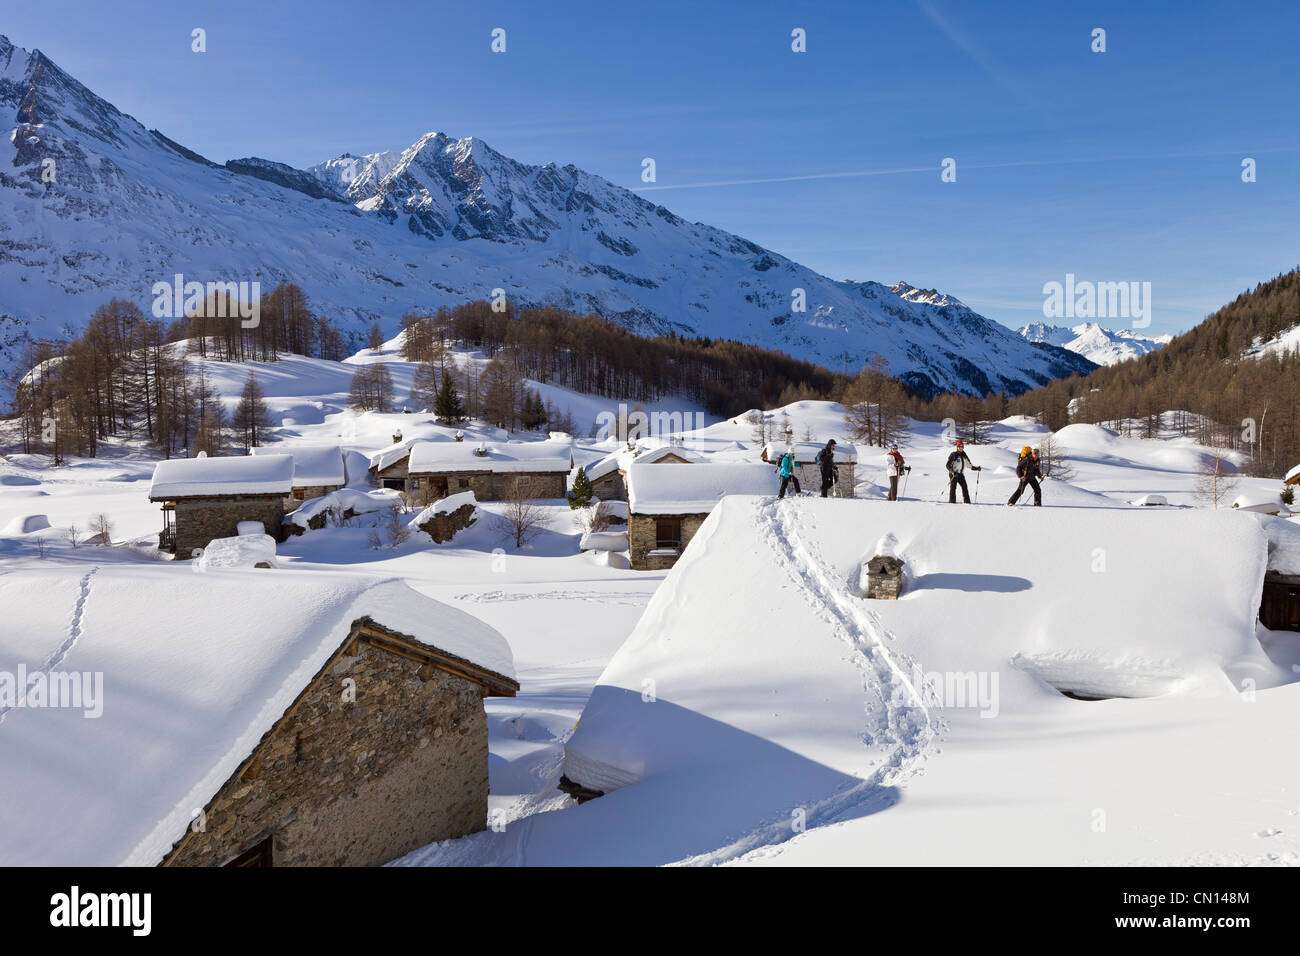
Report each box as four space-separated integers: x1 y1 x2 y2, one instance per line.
1018 321 1171 366
0 34 1096 397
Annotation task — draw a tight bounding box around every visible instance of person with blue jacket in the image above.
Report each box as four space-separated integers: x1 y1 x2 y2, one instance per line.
777 448 801 498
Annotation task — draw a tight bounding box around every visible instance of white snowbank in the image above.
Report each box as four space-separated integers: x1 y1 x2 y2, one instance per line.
2 514 50 535
149 454 293 499
0 566 515 866
196 533 278 570
1132 493 1169 506
1231 491 1284 514
580 531 629 552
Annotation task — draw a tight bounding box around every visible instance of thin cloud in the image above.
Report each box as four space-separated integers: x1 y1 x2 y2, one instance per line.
914 0 1053 121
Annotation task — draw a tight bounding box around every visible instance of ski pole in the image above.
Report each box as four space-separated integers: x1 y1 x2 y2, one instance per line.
974 468 980 502
901 467 910 500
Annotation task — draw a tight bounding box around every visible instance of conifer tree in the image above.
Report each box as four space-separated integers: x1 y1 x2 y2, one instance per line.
567 466 594 509
434 374 467 425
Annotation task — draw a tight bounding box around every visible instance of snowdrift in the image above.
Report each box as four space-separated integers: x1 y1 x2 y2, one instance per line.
563 497 1270 821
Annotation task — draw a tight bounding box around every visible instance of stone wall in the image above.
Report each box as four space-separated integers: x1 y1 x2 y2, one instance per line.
164 635 490 867
590 472 626 502
373 459 411 491
283 484 342 513
628 512 707 570
415 503 478 544
174 496 286 558
414 470 566 503
793 462 854 498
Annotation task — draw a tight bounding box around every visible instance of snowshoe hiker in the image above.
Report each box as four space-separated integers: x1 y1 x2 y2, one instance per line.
816 439 840 498
945 440 981 503
777 448 802 499
885 443 910 501
1007 446 1043 506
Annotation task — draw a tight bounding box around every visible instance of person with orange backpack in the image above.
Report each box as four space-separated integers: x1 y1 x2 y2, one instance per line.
1007 446 1043 506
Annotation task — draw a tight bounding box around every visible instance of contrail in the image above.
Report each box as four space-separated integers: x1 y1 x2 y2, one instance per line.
634 147 1300 192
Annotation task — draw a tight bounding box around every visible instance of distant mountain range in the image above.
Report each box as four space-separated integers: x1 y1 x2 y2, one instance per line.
0 33 1097 397
1018 321 1171 366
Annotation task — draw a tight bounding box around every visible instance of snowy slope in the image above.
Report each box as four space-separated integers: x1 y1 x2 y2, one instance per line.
0 34 1094 397
1019 321 1171 366
0 567 513 866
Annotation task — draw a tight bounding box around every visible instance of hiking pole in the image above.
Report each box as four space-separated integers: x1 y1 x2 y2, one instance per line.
974 468 980 503
901 467 910 500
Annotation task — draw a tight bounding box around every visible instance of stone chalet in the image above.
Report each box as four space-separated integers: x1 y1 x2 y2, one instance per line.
0 568 518 867
149 454 294 558
406 438 574 503
582 442 704 502
368 437 423 492
626 460 780 570
252 443 346 509
761 441 857 498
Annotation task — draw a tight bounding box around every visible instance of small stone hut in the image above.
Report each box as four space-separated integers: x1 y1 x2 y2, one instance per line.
149 454 295 557
0 568 518 867
626 461 780 570
761 441 857 498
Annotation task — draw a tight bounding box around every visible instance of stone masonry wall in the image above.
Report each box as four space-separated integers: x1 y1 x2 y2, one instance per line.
628 512 707 570
793 462 854 498
590 472 626 502
164 638 489 867
175 496 286 558
415 470 566 503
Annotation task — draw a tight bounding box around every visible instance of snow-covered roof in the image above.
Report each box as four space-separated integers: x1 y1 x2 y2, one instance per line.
408 438 573 474
584 444 703 482
1231 492 1283 514
252 444 344 487
563 499 1269 803
149 454 294 499
626 461 780 514
1286 463 1300 483
368 437 433 473
763 441 857 463
0 566 516 866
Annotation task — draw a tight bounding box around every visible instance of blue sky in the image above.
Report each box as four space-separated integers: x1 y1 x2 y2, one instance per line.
7 0 1298 337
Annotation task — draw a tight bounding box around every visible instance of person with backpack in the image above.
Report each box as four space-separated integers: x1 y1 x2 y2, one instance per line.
776 447 801 499
945 439 981 503
1007 446 1043 506
885 443 910 501
816 439 840 498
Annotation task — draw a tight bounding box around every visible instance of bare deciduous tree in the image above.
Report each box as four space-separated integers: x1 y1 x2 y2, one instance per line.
90 513 114 546
1195 447 1240 509
495 478 551 549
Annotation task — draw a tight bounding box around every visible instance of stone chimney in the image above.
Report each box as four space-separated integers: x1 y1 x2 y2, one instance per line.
862 532 904 600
